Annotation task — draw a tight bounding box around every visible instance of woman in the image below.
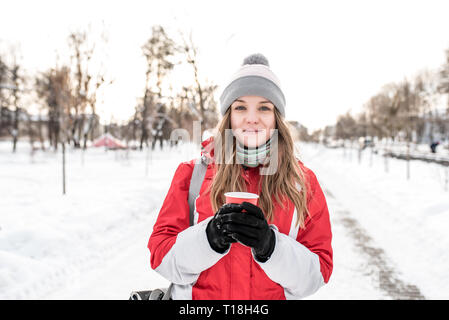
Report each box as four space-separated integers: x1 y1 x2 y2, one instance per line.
148 54 333 300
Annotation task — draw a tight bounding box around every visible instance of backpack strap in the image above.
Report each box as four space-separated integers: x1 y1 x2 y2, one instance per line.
188 155 210 226
162 156 209 300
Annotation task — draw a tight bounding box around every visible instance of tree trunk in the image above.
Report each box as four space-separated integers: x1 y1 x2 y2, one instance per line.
12 106 18 153
37 115 45 151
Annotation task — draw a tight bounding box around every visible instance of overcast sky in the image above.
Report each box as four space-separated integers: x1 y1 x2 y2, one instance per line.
2 0 449 130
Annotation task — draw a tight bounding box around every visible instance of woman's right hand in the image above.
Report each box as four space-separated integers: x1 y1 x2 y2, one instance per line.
206 203 243 253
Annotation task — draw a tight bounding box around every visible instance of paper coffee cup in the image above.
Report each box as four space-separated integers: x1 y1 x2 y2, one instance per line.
224 192 259 205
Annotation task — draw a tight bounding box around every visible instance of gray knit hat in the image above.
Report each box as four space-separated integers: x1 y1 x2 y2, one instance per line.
219 53 286 117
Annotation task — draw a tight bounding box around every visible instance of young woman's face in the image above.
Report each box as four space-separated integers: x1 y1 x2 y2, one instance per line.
230 95 276 148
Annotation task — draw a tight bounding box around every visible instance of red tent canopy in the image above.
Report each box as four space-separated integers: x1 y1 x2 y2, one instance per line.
92 133 126 149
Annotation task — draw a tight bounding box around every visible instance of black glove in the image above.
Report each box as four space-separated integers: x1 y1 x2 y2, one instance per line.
206 203 242 254
220 202 275 262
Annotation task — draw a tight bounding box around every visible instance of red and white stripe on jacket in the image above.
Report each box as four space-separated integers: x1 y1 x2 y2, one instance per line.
148 138 333 300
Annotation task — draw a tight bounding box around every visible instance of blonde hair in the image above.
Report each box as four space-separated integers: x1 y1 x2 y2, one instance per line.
209 108 310 227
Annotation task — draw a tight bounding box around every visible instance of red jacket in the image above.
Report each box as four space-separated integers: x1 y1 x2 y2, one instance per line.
148 137 333 300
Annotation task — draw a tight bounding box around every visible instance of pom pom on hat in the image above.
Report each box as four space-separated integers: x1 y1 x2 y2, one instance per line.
242 53 270 67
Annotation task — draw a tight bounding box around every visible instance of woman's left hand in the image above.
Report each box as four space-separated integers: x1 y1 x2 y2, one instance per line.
221 202 275 262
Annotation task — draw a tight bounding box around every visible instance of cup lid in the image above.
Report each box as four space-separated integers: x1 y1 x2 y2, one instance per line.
224 192 259 199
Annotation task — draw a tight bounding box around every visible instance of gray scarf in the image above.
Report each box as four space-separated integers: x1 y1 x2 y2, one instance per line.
235 138 271 167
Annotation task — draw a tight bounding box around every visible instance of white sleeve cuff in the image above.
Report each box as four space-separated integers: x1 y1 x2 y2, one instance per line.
155 216 230 285
254 229 325 299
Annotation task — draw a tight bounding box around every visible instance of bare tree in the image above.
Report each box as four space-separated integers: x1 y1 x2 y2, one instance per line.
34 63 73 194
438 48 449 109
0 54 10 137
0 54 9 104
141 25 178 150
437 48 449 139
35 65 73 151
170 85 197 138
365 93 388 139
67 27 111 149
335 111 357 141
397 79 416 179
412 70 440 143
180 31 219 138
8 53 26 153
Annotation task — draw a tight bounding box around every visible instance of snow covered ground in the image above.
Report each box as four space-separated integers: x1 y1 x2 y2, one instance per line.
1 140 448 299
299 143 449 299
